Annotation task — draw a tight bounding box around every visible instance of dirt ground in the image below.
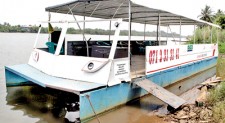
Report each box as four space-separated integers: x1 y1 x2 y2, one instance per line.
154 76 222 123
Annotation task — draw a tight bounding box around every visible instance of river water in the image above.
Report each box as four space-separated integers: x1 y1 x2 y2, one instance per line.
0 33 216 123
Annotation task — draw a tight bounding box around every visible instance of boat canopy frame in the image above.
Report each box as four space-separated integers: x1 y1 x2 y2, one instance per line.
45 0 220 27
45 0 221 45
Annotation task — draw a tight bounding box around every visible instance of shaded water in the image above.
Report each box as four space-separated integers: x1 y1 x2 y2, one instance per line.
0 33 216 123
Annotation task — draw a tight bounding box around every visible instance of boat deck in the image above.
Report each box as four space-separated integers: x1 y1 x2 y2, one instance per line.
5 64 106 94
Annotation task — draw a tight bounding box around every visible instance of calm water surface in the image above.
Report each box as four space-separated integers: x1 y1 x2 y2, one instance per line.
0 33 216 123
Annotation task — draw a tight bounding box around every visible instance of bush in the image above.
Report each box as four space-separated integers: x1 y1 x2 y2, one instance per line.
208 82 225 104
188 27 225 53
207 82 225 122
211 100 225 123
218 43 225 53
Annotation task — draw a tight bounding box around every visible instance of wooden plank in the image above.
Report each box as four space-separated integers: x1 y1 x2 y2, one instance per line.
200 80 221 85
6 64 106 94
134 78 186 109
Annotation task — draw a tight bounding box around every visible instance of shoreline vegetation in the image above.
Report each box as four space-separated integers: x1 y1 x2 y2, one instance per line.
187 26 225 53
162 56 225 123
188 6 225 54
0 22 182 37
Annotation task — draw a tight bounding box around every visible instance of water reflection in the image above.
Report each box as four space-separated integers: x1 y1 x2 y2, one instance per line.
6 86 79 123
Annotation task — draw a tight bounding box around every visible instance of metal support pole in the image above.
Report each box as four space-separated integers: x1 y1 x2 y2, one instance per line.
156 13 159 43
48 12 51 42
68 5 89 56
42 19 127 24
90 1 101 17
68 5 83 33
144 22 146 41
83 16 86 41
83 3 86 42
159 13 161 45
33 25 42 49
210 27 212 44
83 3 89 56
179 17 182 44
166 25 169 42
128 0 131 77
194 25 196 44
204 27 206 44
109 20 111 41
156 24 159 42
112 0 125 19
217 29 219 44
168 26 176 44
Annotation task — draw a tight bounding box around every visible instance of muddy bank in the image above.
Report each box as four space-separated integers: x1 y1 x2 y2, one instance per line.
164 104 214 123
159 77 223 123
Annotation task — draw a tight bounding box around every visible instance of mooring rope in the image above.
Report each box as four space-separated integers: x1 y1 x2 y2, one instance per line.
85 95 101 123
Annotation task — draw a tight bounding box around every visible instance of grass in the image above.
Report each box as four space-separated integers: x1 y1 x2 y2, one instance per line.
218 43 225 54
208 82 225 103
207 82 225 123
207 57 225 123
216 55 225 80
211 100 225 123
208 83 225 123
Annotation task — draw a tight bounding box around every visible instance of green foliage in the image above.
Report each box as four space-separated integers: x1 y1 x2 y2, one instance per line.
216 55 225 80
218 43 225 53
211 100 225 123
207 82 225 122
214 9 224 18
0 23 42 33
198 6 225 29
188 27 224 44
215 15 225 29
207 58 225 122
0 22 182 37
188 25 225 54
208 82 225 104
198 5 214 23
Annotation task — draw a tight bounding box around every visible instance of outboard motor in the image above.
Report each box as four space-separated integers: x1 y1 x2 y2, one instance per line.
64 102 80 123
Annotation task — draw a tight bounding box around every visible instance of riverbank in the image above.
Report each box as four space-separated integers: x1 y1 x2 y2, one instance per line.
210 54 225 122
162 79 224 123
208 82 225 122
158 56 225 123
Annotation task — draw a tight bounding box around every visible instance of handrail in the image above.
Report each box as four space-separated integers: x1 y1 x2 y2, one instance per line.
40 18 127 24
33 25 42 49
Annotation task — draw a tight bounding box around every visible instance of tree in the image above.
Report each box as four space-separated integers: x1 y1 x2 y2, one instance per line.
216 15 225 29
215 9 224 17
198 5 214 23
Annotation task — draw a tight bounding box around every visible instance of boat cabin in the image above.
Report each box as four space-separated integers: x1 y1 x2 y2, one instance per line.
29 0 220 88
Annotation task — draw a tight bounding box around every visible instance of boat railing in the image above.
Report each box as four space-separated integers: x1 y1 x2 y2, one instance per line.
40 18 128 24
33 18 126 60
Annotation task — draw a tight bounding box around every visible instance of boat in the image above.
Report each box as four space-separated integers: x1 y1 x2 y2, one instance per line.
4 0 220 122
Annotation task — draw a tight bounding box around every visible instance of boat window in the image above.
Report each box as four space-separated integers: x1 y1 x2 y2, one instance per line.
65 20 129 59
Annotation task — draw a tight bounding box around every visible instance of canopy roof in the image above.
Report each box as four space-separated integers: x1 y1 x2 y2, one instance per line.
46 0 220 28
